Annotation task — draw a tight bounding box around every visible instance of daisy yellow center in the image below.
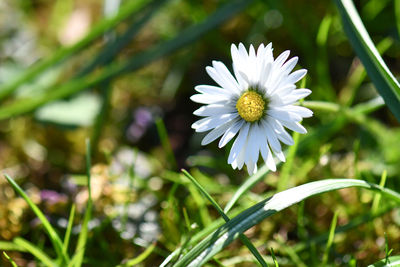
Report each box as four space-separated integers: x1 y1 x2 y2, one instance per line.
236 91 265 122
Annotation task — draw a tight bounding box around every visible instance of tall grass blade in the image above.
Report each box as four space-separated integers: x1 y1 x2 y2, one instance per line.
13 237 55 267
335 0 400 122
3 252 18 267
69 140 93 267
322 211 339 265
155 118 177 170
62 204 76 255
4 175 69 263
172 179 400 267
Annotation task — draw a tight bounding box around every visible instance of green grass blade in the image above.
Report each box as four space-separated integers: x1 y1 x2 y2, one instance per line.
4 175 69 263
0 241 27 252
172 179 400 267
395 0 400 40
3 251 18 267
0 0 150 100
0 0 253 120
117 243 157 267
182 170 268 267
367 255 400 267
322 211 339 265
270 248 279 267
69 140 93 267
335 0 400 122
13 237 55 267
372 170 387 214
155 118 177 170
62 204 76 255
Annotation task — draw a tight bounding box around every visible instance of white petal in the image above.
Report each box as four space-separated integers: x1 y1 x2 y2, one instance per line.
260 62 272 88
194 104 236 117
206 65 239 94
285 105 313 118
233 145 246 170
194 85 227 94
280 57 298 75
280 120 307 134
200 119 236 146
238 43 249 63
245 124 260 163
269 118 294 145
246 160 257 175
219 119 244 148
256 44 265 59
192 113 237 132
261 120 281 152
232 62 248 90
273 149 286 162
279 88 311 105
228 122 250 164
273 50 290 68
231 44 248 90
286 69 307 84
249 45 256 61
190 94 229 104
212 61 241 94
268 108 303 122
292 88 312 99
260 143 276 171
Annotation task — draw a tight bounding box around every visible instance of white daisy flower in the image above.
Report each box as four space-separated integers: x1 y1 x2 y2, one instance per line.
191 43 312 175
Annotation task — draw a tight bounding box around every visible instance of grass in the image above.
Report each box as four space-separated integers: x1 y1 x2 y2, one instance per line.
0 0 400 266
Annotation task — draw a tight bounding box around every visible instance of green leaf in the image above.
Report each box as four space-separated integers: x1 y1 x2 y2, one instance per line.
367 255 400 267
172 179 400 267
335 0 400 122
4 175 69 263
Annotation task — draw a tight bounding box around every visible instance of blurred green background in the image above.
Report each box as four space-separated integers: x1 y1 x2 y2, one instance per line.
0 0 399 266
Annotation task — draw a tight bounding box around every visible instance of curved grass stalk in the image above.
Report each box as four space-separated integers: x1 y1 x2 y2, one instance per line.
172 179 400 267
14 237 55 267
4 175 69 263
